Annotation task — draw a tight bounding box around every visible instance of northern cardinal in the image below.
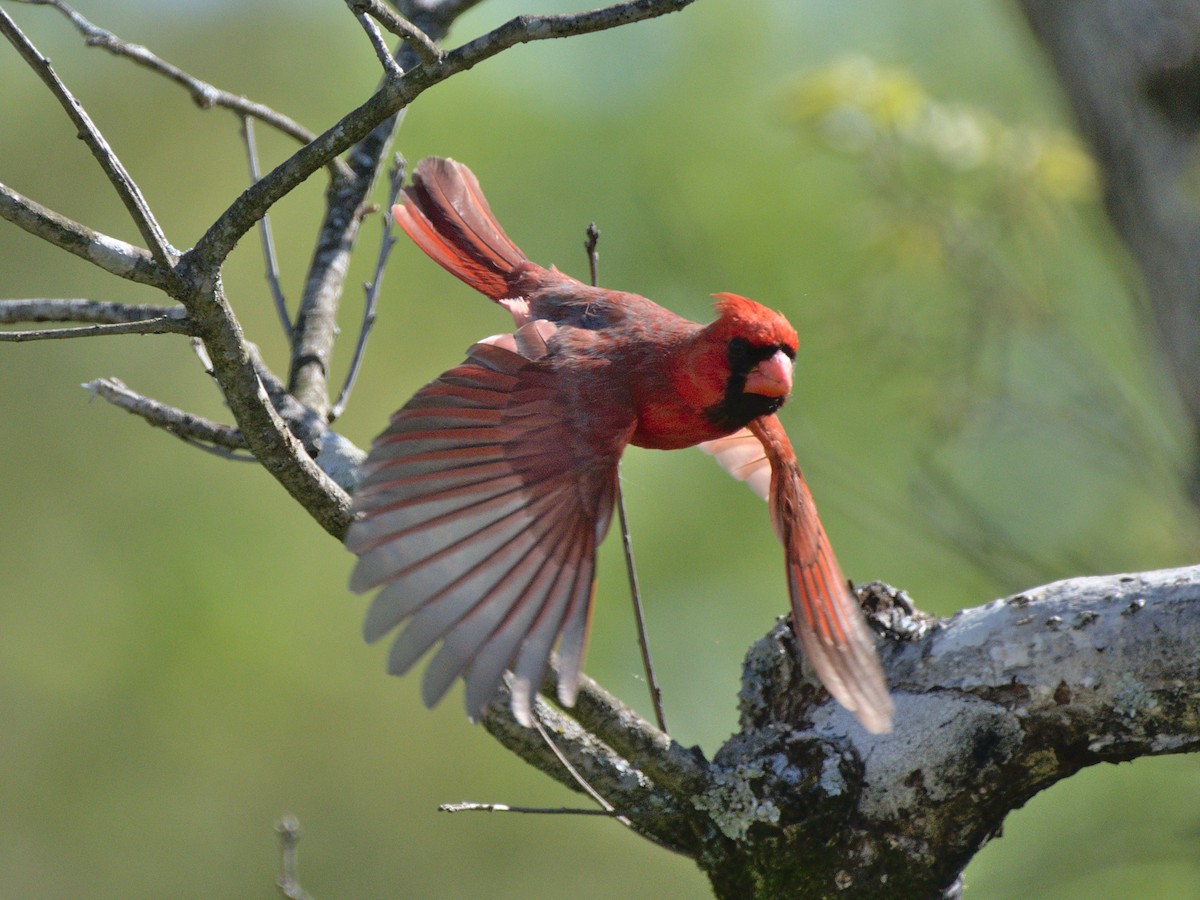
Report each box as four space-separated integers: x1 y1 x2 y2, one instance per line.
345 157 893 734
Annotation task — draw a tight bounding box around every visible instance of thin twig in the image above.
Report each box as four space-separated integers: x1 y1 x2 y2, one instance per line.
84 377 249 452
350 0 444 65
585 223 668 733
542 661 709 797
274 816 312 900
0 316 191 342
531 711 632 828
439 802 624 816
329 156 406 422
346 0 405 78
0 7 175 267
17 0 348 180
240 117 292 337
0 298 184 324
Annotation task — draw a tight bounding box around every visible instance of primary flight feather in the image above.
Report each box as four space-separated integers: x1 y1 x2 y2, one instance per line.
345 157 893 733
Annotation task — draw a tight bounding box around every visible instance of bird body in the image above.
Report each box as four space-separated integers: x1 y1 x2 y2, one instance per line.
346 157 893 733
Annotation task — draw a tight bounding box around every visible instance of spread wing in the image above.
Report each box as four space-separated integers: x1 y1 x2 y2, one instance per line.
345 336 621 726
716 418 893 733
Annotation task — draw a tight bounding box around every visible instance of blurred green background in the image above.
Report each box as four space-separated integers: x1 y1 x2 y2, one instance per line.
2 1 1197 896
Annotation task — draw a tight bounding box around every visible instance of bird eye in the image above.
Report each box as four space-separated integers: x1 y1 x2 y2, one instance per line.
727 336 753 368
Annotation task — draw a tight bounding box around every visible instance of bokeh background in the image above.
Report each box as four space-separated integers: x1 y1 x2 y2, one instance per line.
2 1 1198 896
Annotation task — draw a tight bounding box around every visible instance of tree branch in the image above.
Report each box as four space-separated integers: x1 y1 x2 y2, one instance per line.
480 680 704 857
84 377 248 451
1 316 190 342
0 183 170 288
696 565 1200 897
352 0 444 65
0 6 175 268
17 0 349 180
191 0 696 277
0 298 184 324
239 117 293 337
346 0 405 79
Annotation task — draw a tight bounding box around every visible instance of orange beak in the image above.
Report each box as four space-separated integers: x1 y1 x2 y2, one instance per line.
744 349 793 398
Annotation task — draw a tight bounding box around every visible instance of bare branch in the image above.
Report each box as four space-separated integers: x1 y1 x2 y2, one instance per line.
0 298 183 324
190 0 696 277
543 662 710 796
480 681 702 856
346 0 405 78
531 714 629 826
439 802 622 816
1 316 190 342
0 7 175 267
447 0 697 67
239 117 292 337
0 183 170 288
84 377 248 451
18 0 345 178
329 157 405 422
351 0 443 65
697 566 1200 896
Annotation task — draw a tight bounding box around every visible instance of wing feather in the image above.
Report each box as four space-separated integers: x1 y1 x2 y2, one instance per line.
347 339 623 724
747 416 894 733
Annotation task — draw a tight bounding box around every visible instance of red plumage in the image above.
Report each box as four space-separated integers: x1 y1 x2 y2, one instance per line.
347 157 893 733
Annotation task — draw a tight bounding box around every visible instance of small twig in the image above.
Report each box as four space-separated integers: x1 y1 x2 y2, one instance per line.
439 802 624 816
240 116 292 337
274 816 312 900
541 659 709 798
585 222 668 734
350 0 444 65
585 221 601 286
0 298 185 324
531 711 632 828
346 0 405 78
329 156 406 422
17 0 349 181
0 316 191 342
0 7 175 267
84 377 249 452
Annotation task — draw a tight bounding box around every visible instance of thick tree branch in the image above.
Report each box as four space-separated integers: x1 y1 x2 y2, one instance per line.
694 566 1200 897
0 184 170 288
0 7 175 267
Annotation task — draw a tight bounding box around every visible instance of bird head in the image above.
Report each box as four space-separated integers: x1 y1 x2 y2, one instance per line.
701 292 799 429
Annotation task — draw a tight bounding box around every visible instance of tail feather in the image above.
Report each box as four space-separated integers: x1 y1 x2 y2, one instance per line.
394 157 530 300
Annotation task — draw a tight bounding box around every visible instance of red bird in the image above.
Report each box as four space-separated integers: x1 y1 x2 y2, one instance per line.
345 157 893 734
